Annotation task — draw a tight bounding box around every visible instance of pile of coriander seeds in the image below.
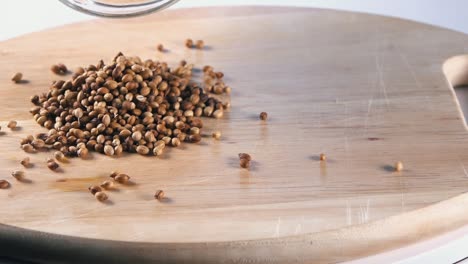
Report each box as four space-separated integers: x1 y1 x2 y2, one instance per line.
26 53 230 158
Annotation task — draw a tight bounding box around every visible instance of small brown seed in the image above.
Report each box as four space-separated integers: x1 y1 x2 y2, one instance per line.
7 120 17 129
114 173 130 184
88 185 102 195
136 145 150 155
47 161 59 171
31 139 45 149
259 112 268 121
154 190 165 200
54 151 66 162
240 158 250 169
100 180 114 189
110 171 119 179
95 191 108 202
21 144 34 153
20 157 31 167
104 145 115 156
0 180 10 189
77 147 88 159
171 138 181 147
12 170 24 180
157 44 164 52
195 40 204 49
213 109 223 119
238 153 252 161
11 72 23 83
51 64 67 75
212 131 221 140
395 161 404 172
185 38 194 48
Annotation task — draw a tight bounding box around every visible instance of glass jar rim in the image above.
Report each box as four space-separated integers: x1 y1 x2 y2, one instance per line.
59 0 179 18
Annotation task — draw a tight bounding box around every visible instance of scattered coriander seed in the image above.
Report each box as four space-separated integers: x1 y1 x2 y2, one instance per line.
157 44 164 52
20 157 31 167
54 151 66 162
11 72 23 83
47 160 59 171
238 153 252 161
213 109 224 119
395 161 403 172
195 40 204 49
100 180 114 189
185 38 194 48
114 173 130 184
109 171 119 179
95 191 108 202
7 120 17 129
31 139 45 149
88 185 102 195
21 144 34 153
319 153 326 161
259 112 268 121
212 131 221 140
171 138 181 147
77 147 88 159
51 63 68 75
240 158 250 169
154 190 165 200
11 170 24 180
0 180 10 189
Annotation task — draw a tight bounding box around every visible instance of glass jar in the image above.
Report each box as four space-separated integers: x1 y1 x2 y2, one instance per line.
59 0 180 18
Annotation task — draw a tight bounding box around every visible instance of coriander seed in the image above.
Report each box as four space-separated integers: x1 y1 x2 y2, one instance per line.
21 144 34 153
195 40 204 49
54 151 66 162
154 190 165 200
238 153 252 161
136 145 150 155
7 120 17 129
100 180 114 189
0 180 10 189
104 145 114 156
95 191 108 202
240 158 250 169
259 112 268 121
20 157 31 167
47 160 59 171
88 185 102 195
157 44 164 52
395 161 403 172
212 131 221 140
185 38 194 48
11 72 23 83
319 153 326 161
114 173 130 184
213 109 223 119
11 170 24 180
110 171 119 179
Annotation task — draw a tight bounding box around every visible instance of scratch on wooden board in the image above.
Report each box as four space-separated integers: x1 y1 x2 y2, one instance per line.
375 53 389 106
294 223 302 235
359 199 371 224
459 160 468 178
273 217 281 238
346 200 352 225
364 98 373 133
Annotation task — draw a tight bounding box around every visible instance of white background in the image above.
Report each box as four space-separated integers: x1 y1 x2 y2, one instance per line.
2 0 468 41
3 1 468 263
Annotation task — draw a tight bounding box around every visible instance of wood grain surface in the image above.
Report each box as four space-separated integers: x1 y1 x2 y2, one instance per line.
1 6 468 263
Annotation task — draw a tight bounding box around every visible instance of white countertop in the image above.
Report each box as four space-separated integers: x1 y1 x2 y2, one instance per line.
3 1 468 263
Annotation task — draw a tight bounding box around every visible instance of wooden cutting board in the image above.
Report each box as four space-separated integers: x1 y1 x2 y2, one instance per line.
1 6 468 264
